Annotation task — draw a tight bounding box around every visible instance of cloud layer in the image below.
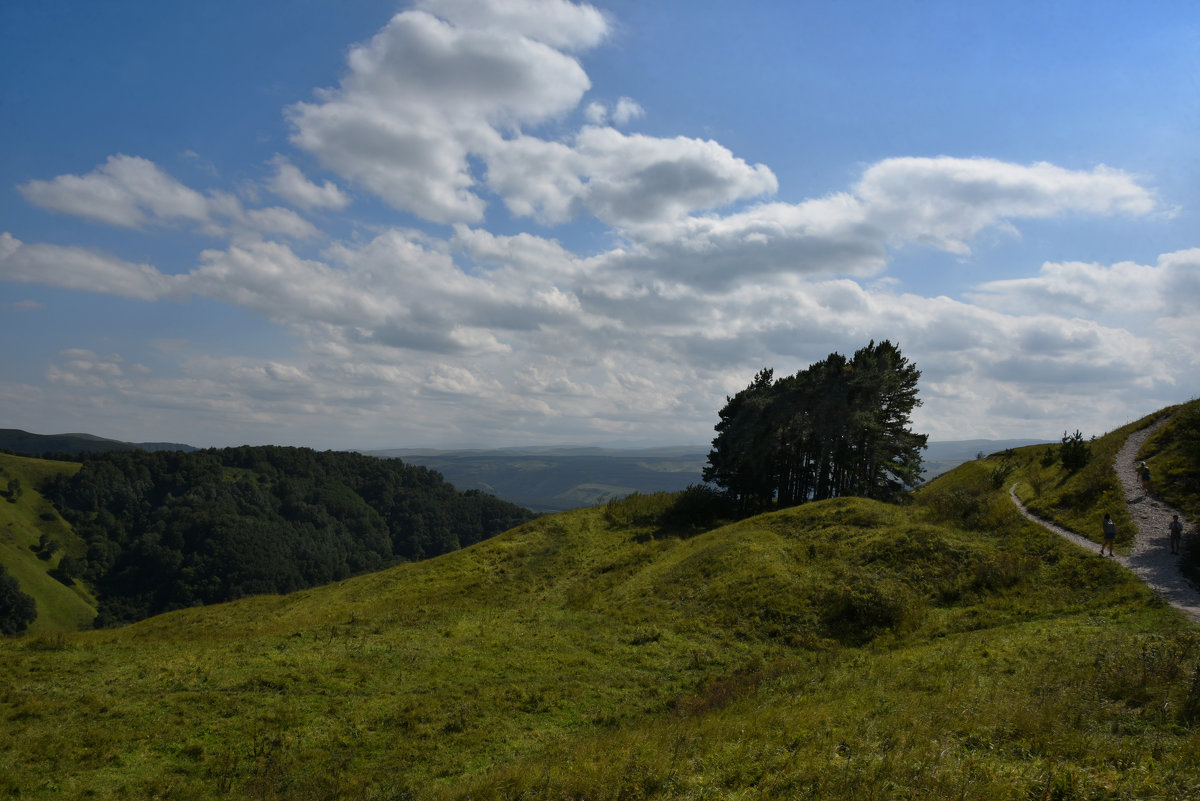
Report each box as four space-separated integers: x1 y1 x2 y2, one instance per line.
2 0 1193 449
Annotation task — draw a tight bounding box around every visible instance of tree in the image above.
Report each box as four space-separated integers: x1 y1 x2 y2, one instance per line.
0 565 37 635
1059 429 1091 472
704 341 927 507
703 368 778 511
36 532 61 560
53 555 83 584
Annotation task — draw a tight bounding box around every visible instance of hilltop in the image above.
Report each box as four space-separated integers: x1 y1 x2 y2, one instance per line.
1 402 1198 799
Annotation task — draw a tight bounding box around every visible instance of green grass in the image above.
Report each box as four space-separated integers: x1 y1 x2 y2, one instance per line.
2 410 1199 799
0 453 95 632
1007 409 1178 552
1137 399 1200 522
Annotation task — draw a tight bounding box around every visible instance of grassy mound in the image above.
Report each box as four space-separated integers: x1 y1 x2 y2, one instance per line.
2 412 1198 799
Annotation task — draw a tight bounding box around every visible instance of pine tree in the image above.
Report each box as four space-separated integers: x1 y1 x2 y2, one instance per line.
704 341 926 507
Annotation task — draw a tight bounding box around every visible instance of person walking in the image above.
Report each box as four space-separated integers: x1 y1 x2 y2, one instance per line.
1102 513 1117 557
1140 463 1152 494
1169 514 1184 555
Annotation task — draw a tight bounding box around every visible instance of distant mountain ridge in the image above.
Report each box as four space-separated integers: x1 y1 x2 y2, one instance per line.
0 428 195 456
366 445 708 513
369 439 1052 512
1 427 1050 511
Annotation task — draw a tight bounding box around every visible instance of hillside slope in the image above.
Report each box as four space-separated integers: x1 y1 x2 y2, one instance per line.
41 446 537 626
0 428 195 456
3 408 1199 800
0 453 95 632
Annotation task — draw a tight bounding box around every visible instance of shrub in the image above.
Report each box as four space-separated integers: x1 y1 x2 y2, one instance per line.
659 484 734 532
602 492 677 527
53 555 83 584
1060 429 1092 472
989 462 1013 490
0 566 37 635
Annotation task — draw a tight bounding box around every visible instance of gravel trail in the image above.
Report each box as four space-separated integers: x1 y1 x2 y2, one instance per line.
1010 416 1200 623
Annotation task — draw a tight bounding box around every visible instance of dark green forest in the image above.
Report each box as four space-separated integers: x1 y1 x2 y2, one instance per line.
41 446 536 626
705 340 926 510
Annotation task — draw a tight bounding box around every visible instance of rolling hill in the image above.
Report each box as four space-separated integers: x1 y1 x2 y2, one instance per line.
2 446 536 629
371 439 1048 512
0 428 195 457
1 403 1197 799
367 445 710 512
2 426 1047 513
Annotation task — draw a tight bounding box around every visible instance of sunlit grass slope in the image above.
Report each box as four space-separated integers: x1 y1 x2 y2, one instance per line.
1138 398 1200 537
1009 402 1195 553
0 453 94 632
2 415 1199 799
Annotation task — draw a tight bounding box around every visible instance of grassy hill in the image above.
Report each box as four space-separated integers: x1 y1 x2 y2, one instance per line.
0 453 96 632
2 408 1198 799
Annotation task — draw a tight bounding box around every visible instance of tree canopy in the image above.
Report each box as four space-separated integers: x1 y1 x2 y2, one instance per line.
41 446 536 626
703 341 927 510
0 564 37 635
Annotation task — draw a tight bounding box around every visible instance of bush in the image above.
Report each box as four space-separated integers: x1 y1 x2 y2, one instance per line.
659 484 735 532
1060 430 1092 472
989 462 1013 490
0 566 37 635
53 555 83 584
602 492 677 527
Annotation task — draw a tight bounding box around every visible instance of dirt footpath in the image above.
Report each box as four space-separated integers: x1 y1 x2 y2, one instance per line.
1011 416 1200 623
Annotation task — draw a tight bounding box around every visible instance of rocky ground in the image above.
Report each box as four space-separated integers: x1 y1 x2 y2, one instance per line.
1011 416 1200 623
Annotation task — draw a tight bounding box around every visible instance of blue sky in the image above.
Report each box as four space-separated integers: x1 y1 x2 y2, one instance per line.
2 0 1197 450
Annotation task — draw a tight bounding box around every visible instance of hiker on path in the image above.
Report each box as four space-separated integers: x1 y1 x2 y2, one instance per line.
1139 464 1151 494
1169 514 1184 555
1102 513 1117 557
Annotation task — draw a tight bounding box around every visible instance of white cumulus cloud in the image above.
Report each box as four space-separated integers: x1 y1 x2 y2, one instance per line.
266 157 350 210
414 0 609 50
855 157 1156 254
19 155 210 229
287 8 597 222
0 232 178 301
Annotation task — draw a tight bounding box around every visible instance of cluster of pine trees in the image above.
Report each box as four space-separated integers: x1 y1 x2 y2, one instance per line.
42 446 536 625
704 341 926 510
